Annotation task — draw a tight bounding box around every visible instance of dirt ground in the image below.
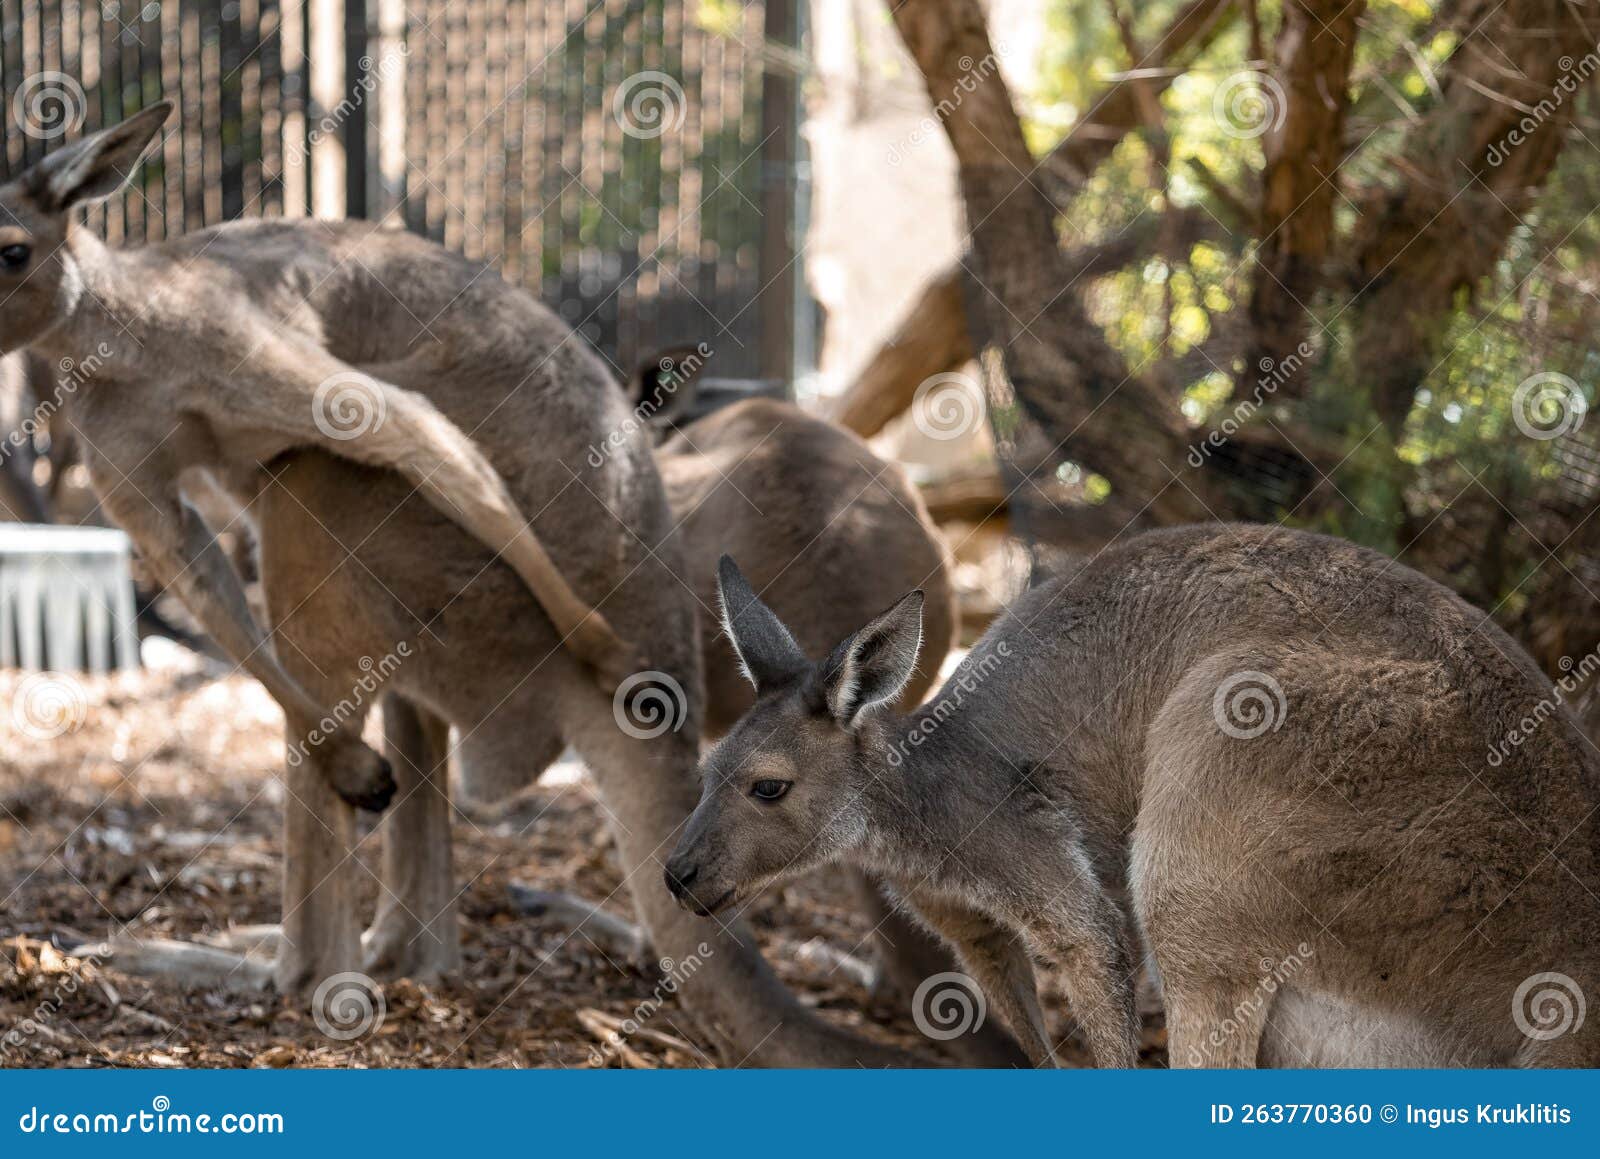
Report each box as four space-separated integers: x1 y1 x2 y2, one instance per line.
0 658 1167 1069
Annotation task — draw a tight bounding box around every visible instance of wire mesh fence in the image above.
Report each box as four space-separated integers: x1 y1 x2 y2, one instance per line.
0 0 796 377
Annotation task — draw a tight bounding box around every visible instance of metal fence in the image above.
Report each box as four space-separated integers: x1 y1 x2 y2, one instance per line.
0 0 801 379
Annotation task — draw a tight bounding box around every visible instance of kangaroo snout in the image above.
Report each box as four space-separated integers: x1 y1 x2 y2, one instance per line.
662 859 699 899
663 845 737 917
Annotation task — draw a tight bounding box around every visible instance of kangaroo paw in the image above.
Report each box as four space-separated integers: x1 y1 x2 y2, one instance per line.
361 909 461 982
324 740 396 812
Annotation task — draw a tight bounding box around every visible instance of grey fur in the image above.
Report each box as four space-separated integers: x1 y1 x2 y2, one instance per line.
668 523 1600 1068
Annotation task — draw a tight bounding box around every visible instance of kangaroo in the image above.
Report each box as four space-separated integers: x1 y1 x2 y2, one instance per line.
69 375 1027 1064
7 108 923 1066
475 382 1026 1061
666 524 1600 1068
0 103 635 812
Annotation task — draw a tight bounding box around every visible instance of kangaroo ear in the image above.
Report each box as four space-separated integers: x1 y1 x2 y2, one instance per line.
28 101 172 213
627 344 708 431
819 590 924 729
717 555 807 691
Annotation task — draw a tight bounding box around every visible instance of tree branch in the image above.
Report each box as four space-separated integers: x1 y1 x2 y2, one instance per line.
1346 0 1600 434
887 0 1216 524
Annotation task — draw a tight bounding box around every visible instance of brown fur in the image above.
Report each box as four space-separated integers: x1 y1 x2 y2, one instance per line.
670 524 1600 1067
4 109 918 1064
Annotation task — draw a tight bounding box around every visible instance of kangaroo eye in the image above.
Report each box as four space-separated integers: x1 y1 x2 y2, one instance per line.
750 779 791 802
0 243 30 271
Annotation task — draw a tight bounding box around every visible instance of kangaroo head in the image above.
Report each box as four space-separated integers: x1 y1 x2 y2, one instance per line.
663 555 924 916
0 102 170 353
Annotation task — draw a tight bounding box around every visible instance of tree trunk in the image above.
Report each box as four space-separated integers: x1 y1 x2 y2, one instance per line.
837 0 1238 446
887 0 1215 525
831 208 1222 438
1235 0 1364 402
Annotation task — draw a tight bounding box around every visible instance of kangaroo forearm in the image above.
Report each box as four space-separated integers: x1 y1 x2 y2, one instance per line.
167 507 332 727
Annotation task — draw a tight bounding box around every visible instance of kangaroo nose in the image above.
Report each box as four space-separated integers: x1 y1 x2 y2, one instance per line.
663 862 699 899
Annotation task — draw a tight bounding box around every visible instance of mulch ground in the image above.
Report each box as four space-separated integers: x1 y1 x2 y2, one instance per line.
0 659 1167 1069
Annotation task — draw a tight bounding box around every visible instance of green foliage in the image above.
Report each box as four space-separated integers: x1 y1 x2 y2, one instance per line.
1020 0 1600 598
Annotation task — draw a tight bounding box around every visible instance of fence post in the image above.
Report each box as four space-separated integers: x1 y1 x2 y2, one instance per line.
309 0 346 218
758 0 800 389
343 0 368 217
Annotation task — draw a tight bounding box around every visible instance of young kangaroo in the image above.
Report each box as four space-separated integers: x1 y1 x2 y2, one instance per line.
667 524 1600 1068
0 103 632 811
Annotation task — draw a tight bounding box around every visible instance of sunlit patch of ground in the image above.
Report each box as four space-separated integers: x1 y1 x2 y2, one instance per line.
0 660 1164 1068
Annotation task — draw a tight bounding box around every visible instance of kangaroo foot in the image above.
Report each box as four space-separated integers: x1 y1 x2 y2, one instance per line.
361 905 462 982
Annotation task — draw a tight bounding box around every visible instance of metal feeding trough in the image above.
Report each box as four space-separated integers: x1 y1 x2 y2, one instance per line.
0 523 140 674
